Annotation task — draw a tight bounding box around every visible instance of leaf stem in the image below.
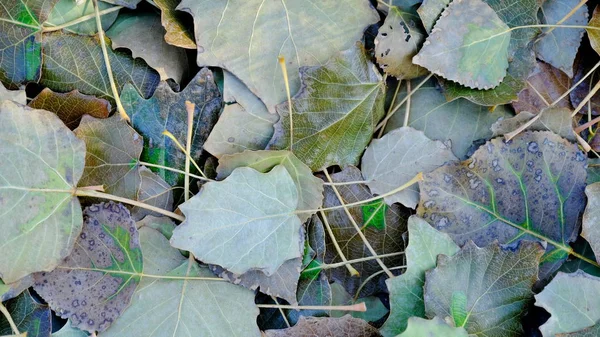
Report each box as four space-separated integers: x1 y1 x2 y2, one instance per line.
279 56 294 152
323 180 369 186
353 265 406 302
378 79 402 138
323 170 394 278
552 61 600 106
572 77 600 117
74 188 185 221
92 0 129 122
162 130 208 179
537 0 588 38
256 303 367 312
0 302 19 335
56 266 226 281
41 5 123 33
184 101 195 202
138 161 213 182
403 80 412 128
302 251 405 274
319 210 360 276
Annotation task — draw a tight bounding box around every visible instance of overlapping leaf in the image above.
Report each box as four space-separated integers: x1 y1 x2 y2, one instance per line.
0 290 51 337
0 100 85 283
33 202 143 333
491 107 576 142
263 315 381 337
512 61 572 114
398 317 468 337
0 83 26 105
130 167 174 221
46 0 120 35
154 0 196 49
583 183 600 262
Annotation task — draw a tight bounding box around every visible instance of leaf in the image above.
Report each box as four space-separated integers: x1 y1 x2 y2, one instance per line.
99 0 140 9
28 88 111 130
512 61 572 114
570 54 600 115
361 126 457 209
53 320 89 337
559 325 600 337
424 241 543 337
556 238 600 277
0 276 33 302
589 159 600 184
534 0 587 77
40 33 160 105
0 100 85 283
535 271 600 336
136 215 176 240
0 0 58 86
588 6 600 56
267 43 385 170
74 114 142 200
443 0 542 105
216 150 324 223
375 7 427 80
321 167 410 297
418 131 587 276
418 0 450 32
398 317 469 337
0 83 26 105
33 202 143 333
45 0 120 35
204 71 278 158
384 78 513 159
171 165 302 276
154 0 196 49
263 315 381 337
329 282 389 322
380 216 459 337
0 290 51 337
179 0 379 111
582 182 600 263
102 226 261 337
106 13 188 83
491 107 576 142
412 0 511 89
122 68 221 186
130 167 174 221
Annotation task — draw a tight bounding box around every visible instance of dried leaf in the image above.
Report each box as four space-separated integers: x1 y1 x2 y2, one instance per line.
154 0 196 49
513 61 572 114
263 315 381 337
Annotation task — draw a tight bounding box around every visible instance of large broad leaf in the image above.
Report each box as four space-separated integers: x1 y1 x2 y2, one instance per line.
412 0 510 89
28 88 110 129
582 183 600 263
0 100 85 283
380 216 459 337
263 315 381 337
74 114 142 200
535 271 600 336
178 0 378 111
375 7 427 80
106 13 188 83
40 33 160 105
534 0 587 77
398 317 468 337
424 241 543 337
0 290 51 337
268 44 385 171
418 131 587 276
216 150 323 223
491 107 576 142
102 226 261 337
384 77 513 159
0 0 58 86
45 0 120 35
512 61 572 114
418 0 450 32
122 68 221 186
321 167 410 297
171 166 302 276
204 71 278 158
154 0 196 49
443 0 542 105
361 126 457 209
33 202 143 333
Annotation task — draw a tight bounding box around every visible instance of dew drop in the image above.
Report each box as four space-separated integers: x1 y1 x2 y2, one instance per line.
527 142 539 153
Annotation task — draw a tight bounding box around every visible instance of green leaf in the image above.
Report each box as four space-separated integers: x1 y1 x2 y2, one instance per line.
106 12 188 83
171 165 302 276
384 77 514 159
534 0 587 77
321 167 409 297
263 315 381 337
40 33 160 106
33 202 143 333
582 183 600 263
587 6 600 56
122 68 221 186
216 150 324 223
412 0 510 89
102 226 260 337
418 131 587 276
45 0 120 35
178 0 378 110
28 88 110 130
535 271 600 336
512 61 572 114
398 317 469 337
375 7 427 80
361 126 457 209
268 44 385 170
154 0 196 49
0 290 51 337
491 107 576 142
0 0 58 86
424 241 543 337
74 114 142 200
380 216 459 337
204 71 278 158
0 100 85 283
443 0 542 105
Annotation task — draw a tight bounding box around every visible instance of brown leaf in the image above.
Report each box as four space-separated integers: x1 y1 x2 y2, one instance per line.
263 315 381 337
513 61 572 114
